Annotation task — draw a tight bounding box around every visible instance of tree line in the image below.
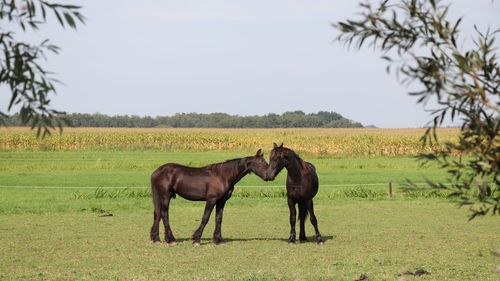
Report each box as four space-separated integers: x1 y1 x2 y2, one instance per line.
3 111 364 128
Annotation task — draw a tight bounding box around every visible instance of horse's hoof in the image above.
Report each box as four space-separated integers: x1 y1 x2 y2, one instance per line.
318 241 325 246
193 242 201 247
152 240 161 244
167 241 177 246
299 238 308 243
212 239 225 245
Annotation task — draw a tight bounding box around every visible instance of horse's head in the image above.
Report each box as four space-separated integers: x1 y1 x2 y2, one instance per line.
244 149 269 180
266 142 289 181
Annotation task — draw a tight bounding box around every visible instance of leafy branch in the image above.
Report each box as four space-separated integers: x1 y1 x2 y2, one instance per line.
334 0 499 219
0 0 85 137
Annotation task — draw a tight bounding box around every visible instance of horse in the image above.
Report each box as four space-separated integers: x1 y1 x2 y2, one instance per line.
150 149 269 245
265 143 324 244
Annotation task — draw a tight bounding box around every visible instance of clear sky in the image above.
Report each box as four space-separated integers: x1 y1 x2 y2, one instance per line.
2 0 499 127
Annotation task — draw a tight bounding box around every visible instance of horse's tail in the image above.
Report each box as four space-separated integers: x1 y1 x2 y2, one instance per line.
151 169 164 216
150 170 163 241
298 200 308 221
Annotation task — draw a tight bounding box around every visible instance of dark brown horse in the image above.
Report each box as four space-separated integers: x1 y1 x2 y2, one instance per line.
265 143 324 244
150 149 268 245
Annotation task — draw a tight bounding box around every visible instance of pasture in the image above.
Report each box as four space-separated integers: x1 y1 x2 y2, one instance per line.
0 128 499 280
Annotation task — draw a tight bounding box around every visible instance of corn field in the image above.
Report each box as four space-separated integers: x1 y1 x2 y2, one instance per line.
0 127 459 156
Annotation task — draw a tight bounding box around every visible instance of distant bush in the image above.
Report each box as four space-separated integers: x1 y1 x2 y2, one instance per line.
4 111 363 128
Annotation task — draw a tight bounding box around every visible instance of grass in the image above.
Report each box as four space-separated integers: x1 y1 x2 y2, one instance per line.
0 149 498 280
0 186 452 215
0 199 499 280
0 150 447 188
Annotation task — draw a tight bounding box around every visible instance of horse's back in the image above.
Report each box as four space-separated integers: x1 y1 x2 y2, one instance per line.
151 163 180 192
152 163 212 178
151 163 226 201
306 162 319 183
151 163 183 181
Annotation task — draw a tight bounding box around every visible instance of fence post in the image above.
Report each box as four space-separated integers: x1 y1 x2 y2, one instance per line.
388 181 393 198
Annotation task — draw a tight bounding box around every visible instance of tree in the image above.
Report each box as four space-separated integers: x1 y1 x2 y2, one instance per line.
335 0 499 219
0 0 84 136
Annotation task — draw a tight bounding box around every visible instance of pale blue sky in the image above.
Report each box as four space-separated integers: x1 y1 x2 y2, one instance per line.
2 0 499 127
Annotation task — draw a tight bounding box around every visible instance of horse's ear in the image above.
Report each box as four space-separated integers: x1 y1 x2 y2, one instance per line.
256 148 262 157
279 142 283 148
273 142 278 149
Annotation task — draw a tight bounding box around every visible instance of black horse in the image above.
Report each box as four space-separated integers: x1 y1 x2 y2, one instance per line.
150 149 268 245
265 143 324 244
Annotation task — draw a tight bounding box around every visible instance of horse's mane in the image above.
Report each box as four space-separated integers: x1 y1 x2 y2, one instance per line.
207 158 243 174
281 147 306 170
285 148 301 160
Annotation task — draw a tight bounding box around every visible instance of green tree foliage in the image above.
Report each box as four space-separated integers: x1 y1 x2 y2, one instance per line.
0 0 84 137
4 111 363 128
335 0 499 219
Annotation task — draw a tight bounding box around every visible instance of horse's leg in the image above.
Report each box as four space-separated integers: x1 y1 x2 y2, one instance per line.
212 199 227 245
150 187 162 243
298 200 308 242
287 198 297 244
161 193 176 244
307 199 324 244
192 199 216 245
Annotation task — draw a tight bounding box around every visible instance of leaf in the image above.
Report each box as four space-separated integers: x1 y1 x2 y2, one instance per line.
53 9 64 27
452 53 468 70
430 0 436 9
40 2 47 20
63 12 76 29
450 17 462 47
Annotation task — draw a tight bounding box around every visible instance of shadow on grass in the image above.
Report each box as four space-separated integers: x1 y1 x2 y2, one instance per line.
158 235 334 244
224 235 334 244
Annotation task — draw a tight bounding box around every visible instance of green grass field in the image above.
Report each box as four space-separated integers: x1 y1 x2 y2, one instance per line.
0 150 447 188
1 149 499 280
